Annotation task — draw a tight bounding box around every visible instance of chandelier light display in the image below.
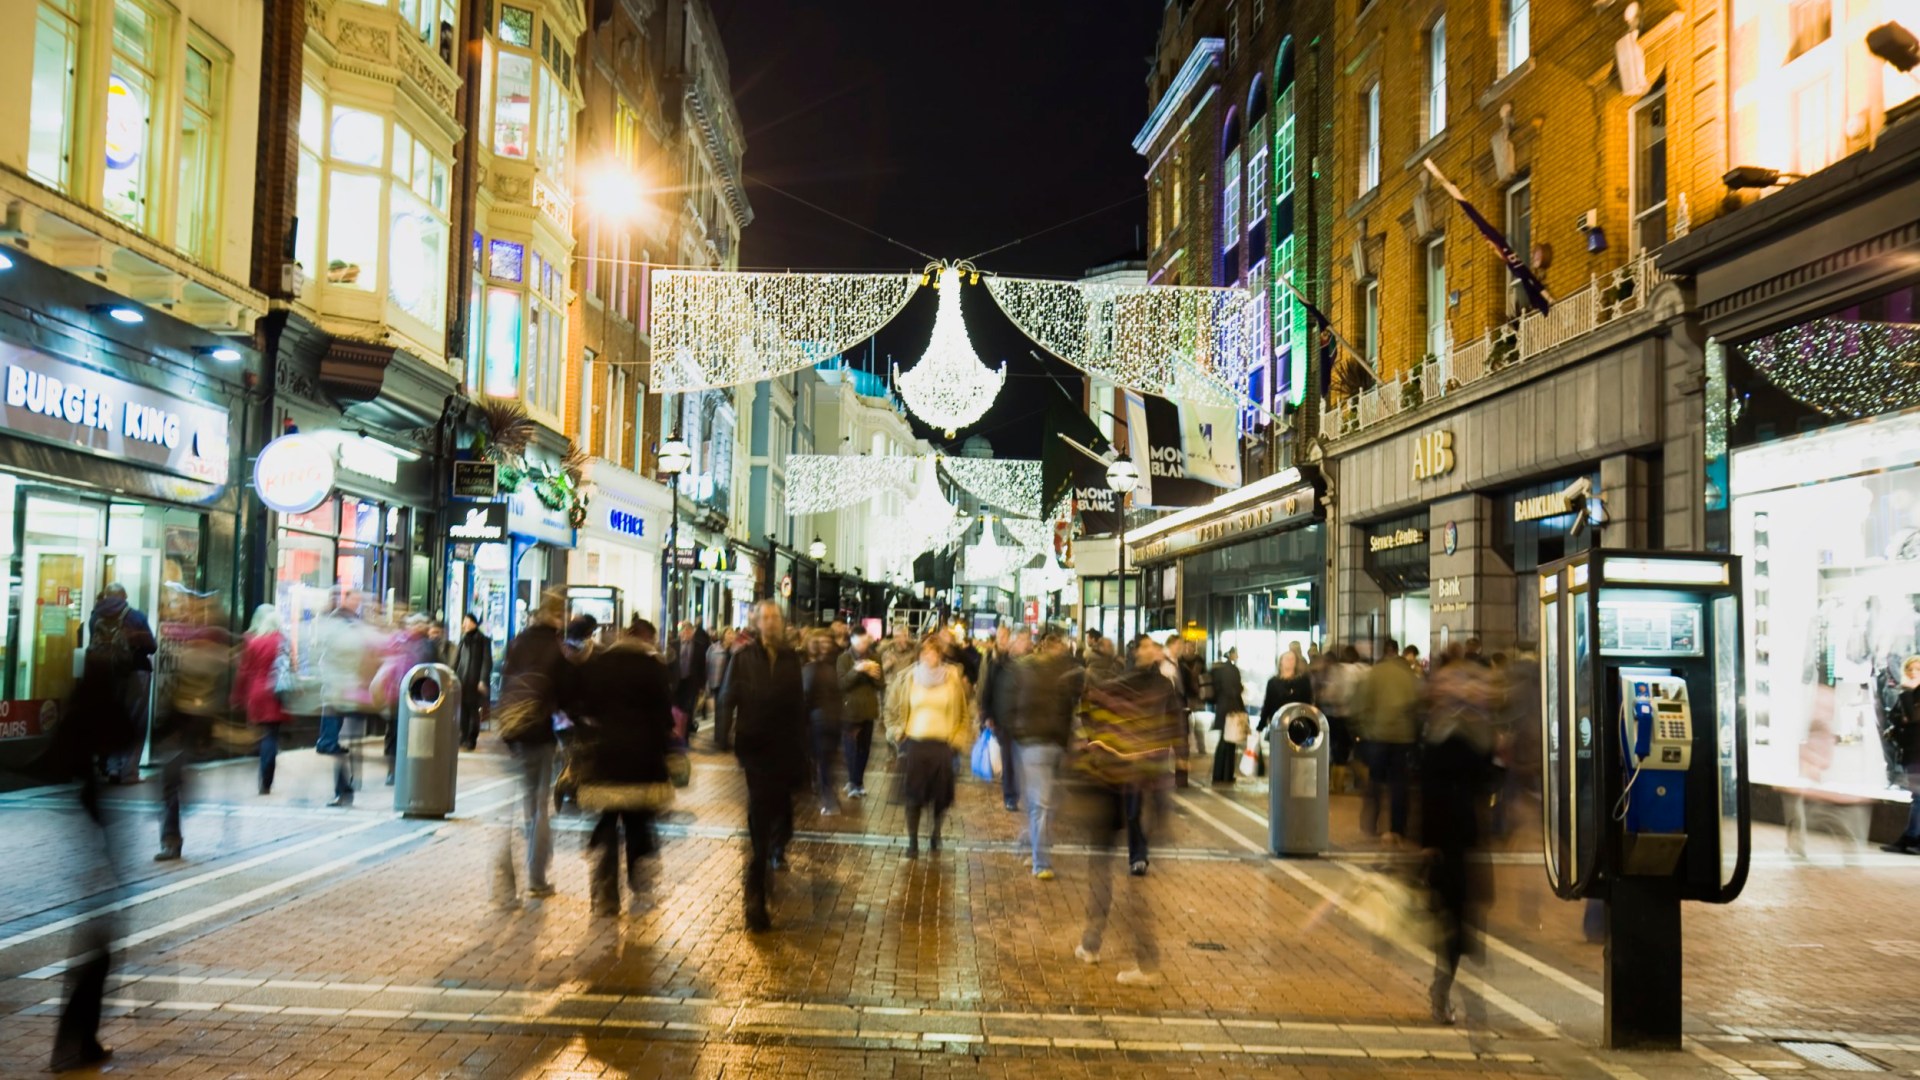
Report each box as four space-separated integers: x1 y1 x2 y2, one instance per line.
783 454 915 514
650 269 921 392
1741 317 1920 418
983 275 1252 408
1019 550 1078 598
962 517 1024 584
895 265 1006 436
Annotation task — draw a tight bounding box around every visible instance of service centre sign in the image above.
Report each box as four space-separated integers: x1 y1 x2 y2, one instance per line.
0 342 230 484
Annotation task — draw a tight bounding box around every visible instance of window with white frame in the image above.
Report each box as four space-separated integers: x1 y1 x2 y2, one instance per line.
1227 1 1240 66
579 348 597 451
1504 178 1533 314
388 122 451 329
1424 237 1448 359
1273 235 1297 364
1360 82 1381 195
102 0 169 230
1426 17 1447 142
294 83 324 287
1274 86 1296 200
1631 81 1668 251
1247 118 1269 226
1222 146 1242 254
1504 0 1530 75
29 0 81 192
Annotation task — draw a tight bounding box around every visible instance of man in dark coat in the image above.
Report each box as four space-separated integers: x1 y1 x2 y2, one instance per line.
980 628 1032 811
566 619 675 915
492 592 568 904
719 600 807 932
674 621 710 734
837 628 884 798
453 614 492 750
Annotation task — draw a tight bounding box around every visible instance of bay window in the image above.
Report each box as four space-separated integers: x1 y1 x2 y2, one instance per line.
103 0 166 230
494 51 534 159
30 0 81 192
175 42 221 263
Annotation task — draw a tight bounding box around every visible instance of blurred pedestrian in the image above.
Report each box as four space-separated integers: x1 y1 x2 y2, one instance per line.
704 627 733 725
721 600 807 931
884 637 972 859
1085 631 1122 684
1015 631 1081 879
152 588 231 861
1209 647 1248 785
492 591 568 904
879 622 917 681
314 587 377 807
802 629 846 815
711 627 744 753
453 613 492 751
568 618 675 916
1420 646 1499 1024
1258 650 1315 736
1352 637 1420 843
232 605 292 795
674 621 710 738
981 627 1032 811
1069 635 1182 984
1881 659 1920 854
378 613 435 785
91 584 155 784
838 627 884 798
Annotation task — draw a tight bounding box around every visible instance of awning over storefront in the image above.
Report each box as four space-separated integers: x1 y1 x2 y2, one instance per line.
1124 468 1318 566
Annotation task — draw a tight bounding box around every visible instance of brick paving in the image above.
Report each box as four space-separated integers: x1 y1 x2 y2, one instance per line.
5 739 1920 1076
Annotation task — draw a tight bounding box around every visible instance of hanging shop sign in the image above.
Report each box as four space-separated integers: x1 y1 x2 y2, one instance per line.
447 502 509 542
672 543 702 570
1 343 231 484
452 460 499 499
696 547 730 572
608 507 647 539
1411 429 1456 481
254 433 336 514
1368 527 1427 553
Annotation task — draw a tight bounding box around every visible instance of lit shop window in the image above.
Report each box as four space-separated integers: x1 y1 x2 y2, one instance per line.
484 287 523 398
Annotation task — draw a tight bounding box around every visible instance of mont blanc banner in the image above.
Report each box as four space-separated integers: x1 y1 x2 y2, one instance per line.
1135 392 1240 509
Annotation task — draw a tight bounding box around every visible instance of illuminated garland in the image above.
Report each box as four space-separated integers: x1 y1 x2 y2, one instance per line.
895 267 1006 435
783 454 915 514
1742 317 1920 418
999 516 1058 558
983 275 1252 407
939 456 1041 517
650 269 921 391
1019 551 1077 597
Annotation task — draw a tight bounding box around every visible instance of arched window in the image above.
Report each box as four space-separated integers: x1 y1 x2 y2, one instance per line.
1220 107 1242 281
1246 74 1269 241
1271 40 1306 407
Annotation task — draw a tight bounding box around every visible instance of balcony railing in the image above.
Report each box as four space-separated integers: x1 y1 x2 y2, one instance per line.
1321 251 1669 438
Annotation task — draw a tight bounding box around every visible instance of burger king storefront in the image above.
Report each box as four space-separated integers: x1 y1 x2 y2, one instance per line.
1124 469 1324 690
0 253 248 772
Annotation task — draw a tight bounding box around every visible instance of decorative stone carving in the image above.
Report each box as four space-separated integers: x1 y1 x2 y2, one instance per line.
335 19 392 62
397 44 456 115
491 172 531 202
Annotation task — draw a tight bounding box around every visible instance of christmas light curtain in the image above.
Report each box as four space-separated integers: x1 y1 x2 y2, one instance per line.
982 275 1254 408
650 270 922 391
938 457 1043 518
782 454 916 514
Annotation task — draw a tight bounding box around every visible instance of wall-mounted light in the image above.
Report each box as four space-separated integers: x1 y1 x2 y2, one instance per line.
1723 165 1804 190
197 345 243 363
1867 21 1919 73
0 252 13 271
93 304 144 324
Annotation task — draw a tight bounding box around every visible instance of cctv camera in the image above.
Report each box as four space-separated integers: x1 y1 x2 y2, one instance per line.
1562 476 1592 501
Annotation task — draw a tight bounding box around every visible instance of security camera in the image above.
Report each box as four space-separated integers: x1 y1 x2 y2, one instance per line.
1562 476 1593 502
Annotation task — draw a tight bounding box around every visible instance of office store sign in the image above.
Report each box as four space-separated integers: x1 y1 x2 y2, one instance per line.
1 344 230 484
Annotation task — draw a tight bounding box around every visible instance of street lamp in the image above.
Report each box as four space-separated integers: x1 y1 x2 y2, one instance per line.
809 536 827 625
659 438 692 628
1106 458 1140 642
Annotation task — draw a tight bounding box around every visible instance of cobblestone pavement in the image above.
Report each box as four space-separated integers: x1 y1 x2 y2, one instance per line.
4 736 1919 1078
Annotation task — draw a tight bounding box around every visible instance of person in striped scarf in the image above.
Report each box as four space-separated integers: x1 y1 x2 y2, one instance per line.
1066 636 1183 986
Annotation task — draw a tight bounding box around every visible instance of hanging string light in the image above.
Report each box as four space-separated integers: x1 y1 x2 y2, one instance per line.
1741 317 1920 418
939 456 1042 518
650 269 921 391
1019 550 1078 597
983 275 1253 407
895 264 1006 436
998 515 1058 558
783 454 916 514
963 517 1026 584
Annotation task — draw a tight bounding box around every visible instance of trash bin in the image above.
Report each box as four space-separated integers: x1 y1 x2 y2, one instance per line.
394 663 460 818
1269 702 1330 856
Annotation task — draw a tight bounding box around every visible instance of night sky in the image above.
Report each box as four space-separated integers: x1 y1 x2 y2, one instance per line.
711 1 1163 459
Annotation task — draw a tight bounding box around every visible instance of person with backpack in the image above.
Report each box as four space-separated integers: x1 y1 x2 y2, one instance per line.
152 587 232 862
90 584 156 784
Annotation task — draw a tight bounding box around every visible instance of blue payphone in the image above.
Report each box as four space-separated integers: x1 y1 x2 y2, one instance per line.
1538 550 1750 1049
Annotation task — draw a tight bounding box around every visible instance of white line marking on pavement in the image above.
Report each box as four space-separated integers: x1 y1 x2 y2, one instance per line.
0 777 515 956
23 791 520 979
1173 790 1561 1038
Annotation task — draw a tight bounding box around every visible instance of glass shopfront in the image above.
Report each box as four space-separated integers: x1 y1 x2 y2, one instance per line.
275 492 428 685
1079 575 1140 645
1721 282 1920 798
1179 523 1323 688
1362 511 1431 654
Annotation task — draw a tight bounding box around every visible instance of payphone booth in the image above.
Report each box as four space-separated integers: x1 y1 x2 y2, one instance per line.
1538 550 1750 1049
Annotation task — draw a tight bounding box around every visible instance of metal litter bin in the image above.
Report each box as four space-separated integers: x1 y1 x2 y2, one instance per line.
1269 703 1329 856
394 663 460 818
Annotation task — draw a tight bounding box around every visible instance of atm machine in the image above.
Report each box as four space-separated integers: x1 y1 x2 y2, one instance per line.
1538 550 1750 1050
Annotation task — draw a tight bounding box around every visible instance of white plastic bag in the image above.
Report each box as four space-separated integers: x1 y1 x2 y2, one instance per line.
1239 742 1260 777
987 732 1003 778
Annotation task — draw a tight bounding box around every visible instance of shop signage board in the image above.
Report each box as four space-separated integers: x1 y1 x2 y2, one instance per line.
1514 490 1577 521
1412 429 1456 481
1369 527 1427 553
452 460 499 499
507 489 576 548
0 699 55 741
608 507 647 538
254 433 336 513
447 502 509 542
1 343 230 484
673 544 702 570
1129 486 1314 563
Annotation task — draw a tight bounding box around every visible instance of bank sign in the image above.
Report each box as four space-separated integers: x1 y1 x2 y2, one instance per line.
1 344 230 484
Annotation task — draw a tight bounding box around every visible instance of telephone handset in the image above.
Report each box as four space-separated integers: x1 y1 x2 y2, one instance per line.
1620 672 1693 773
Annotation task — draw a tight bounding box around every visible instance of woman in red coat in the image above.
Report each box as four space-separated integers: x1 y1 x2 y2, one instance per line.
233 605 292 794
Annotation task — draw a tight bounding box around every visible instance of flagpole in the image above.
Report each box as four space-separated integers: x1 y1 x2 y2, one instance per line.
1271 270 1379 383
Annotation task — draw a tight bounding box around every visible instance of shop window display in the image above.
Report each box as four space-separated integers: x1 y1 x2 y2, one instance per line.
275 496 414 701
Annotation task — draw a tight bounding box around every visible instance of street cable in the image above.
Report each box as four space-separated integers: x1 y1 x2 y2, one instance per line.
747 176 942 263
960 191 1147 265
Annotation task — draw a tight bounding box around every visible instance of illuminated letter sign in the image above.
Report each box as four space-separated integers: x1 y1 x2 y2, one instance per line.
1412 429 1455 481
254 434 336 514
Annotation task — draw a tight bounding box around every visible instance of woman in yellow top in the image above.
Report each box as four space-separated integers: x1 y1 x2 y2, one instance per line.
884 638 973 858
